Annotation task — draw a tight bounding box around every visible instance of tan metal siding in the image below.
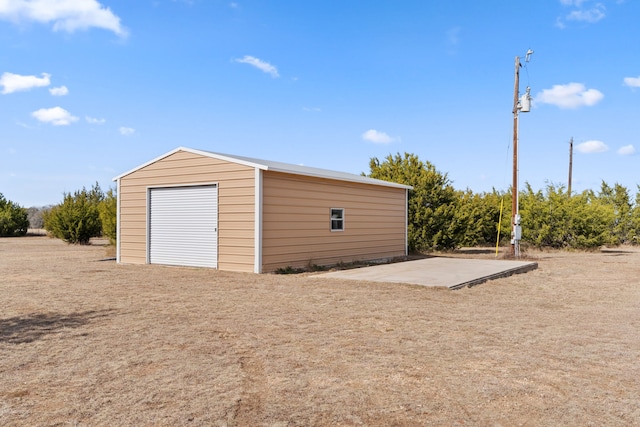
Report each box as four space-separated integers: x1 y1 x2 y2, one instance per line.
261 171 406 272
118 150 255 272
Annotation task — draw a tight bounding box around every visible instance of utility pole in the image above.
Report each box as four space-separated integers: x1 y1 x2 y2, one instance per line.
511 50 533 258
511 56 520 258
568 137 573 197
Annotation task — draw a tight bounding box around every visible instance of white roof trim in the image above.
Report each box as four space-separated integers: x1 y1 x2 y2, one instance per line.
113 146 412 190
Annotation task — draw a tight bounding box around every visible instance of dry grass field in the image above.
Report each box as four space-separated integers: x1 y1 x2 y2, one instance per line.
1 236 639 426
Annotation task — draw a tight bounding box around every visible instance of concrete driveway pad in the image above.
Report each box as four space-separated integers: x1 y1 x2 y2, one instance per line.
314 257 538 290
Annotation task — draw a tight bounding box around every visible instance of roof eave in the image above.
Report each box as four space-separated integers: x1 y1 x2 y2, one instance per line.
266 166 412 190
113 146 412 190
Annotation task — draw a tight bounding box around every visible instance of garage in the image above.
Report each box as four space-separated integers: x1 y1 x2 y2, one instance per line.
114 147 411 273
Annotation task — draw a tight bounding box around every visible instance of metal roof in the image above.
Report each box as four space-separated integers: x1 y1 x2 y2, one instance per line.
113 146 412 190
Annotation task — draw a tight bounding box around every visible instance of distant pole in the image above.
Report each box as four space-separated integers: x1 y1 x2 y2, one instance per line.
511 56 520 258
568 137 573 197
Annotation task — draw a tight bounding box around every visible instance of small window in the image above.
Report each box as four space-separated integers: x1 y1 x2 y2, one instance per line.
330 208 344 231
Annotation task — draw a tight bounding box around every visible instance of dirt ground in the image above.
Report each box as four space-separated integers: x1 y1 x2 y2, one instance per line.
1 237 639 426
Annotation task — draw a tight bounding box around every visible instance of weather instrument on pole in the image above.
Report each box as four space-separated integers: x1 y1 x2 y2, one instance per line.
525 49 534 62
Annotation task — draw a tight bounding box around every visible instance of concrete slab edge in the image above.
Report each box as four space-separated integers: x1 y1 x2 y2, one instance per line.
449 262 538 290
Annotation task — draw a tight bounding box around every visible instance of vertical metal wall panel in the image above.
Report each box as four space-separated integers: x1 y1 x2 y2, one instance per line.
149 185 218 268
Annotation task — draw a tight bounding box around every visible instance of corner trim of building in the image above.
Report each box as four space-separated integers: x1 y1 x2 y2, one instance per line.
254 168 263 273
116 178 121 263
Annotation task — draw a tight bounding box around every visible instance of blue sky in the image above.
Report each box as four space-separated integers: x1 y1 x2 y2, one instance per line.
1 0 638 207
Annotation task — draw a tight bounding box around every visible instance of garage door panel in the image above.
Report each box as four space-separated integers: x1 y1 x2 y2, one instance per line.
149 185 218 268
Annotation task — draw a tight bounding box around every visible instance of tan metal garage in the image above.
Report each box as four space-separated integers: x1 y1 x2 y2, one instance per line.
113 147 411 273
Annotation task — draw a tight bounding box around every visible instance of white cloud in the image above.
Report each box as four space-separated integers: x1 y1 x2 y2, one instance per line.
302 106 321 112
0 0 128 37
566 4 606 23
554 17 567 29
119 126 135 135
576 140 608 153
362 129 400 144
0 72 50 94
86 116 105 124
560 0 583 5
31 106 78 125
557 0 606 28
49 85 68 96
234 55 279 78
535 82 604 109
623 76 640 88
617 145 636 155
446 26 461 46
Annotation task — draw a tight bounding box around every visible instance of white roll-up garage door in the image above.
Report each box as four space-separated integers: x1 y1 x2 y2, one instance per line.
149 185 218 268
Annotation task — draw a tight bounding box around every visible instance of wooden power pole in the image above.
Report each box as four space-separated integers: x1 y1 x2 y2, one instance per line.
510 49 533 258
511 56 520 258
568 137 573 197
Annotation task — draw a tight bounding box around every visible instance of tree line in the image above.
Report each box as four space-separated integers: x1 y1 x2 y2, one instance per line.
368 153 640 251
2 152 639 251
0 183 116 244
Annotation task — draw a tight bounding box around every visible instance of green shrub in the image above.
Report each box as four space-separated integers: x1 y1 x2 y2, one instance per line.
367 152 463 251
597 182 633 245
455 189 509 247
519 183 616 249
99 188 117 245
44 184 104 245
629 186 640 245
0 193 29 237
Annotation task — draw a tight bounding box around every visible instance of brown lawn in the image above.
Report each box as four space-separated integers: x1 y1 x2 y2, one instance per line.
1 236 639 426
